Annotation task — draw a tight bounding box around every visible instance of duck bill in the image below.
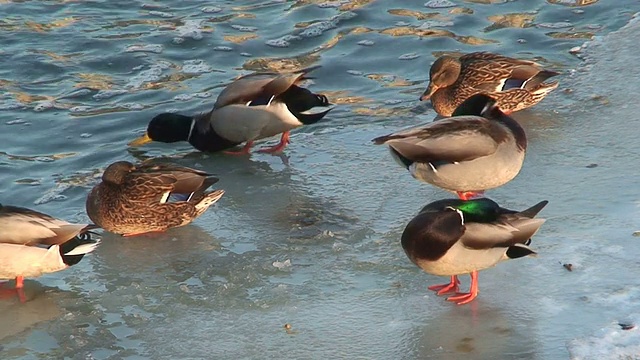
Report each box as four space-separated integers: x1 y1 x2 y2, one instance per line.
419 83 436 101
128 132 152 146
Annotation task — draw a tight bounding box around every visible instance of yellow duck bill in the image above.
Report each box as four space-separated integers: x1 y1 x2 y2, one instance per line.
128 132 152 146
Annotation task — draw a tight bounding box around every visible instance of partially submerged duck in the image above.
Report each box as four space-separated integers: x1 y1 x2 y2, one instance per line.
421 52 559 116
86 161 225 236
373 94 527 200
129 66 332 155
401 197 548 305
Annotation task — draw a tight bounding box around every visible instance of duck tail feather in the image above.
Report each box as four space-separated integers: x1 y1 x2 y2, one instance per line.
517 200 549 218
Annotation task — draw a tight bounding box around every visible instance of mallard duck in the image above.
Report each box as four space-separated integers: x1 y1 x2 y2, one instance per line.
86 161 225 236
401 197 548 305
420 52 559 116
372 94 526 200
128 66 332 155
0 204 99 301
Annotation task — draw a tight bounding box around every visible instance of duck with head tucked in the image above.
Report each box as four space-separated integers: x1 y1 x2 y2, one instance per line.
0 204 99 302
373 94 527 200
129 66 332 155
401 197 548 305
86 161 225 237
420 52 559 117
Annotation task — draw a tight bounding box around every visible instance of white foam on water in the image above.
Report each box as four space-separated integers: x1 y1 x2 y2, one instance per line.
266 11 356 46
424 0 456 9
5 119 27 125
174 94 193 101
175 19 205 40
317 0 349 8
0 100 25 110
398 53 420 60
69 106 92 113
33 101 57 112
231 24 257 32
181 59 213 75
272 259 291 269
125 61 172 89
121 103 144 111
93 90 128 101
124 44 164 54
148 11 174 18
418 20 455 28
34 184 70 205
537 22 574 29
300 21 338 38
201 6 222 14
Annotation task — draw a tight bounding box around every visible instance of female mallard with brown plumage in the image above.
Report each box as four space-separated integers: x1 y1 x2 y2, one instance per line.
420 52 559 116
0 204 99 301
129 66 332 155
401 197 548 305
85 161 225 236
373 94 527 200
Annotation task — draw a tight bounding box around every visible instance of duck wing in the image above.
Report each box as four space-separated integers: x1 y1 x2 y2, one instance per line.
214 74 278 109
459 53 558 93
372 116 509 163
133 163 216 196
460 200 548 250
0 205 93 246
213 66 321 109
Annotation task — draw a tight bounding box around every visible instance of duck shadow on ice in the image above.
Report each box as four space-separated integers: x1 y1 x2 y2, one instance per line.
125 149 357 239
91 225 224 286
0 282 71 340
406 303 538 359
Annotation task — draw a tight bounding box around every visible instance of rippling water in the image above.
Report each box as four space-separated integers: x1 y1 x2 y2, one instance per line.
2 1 640 359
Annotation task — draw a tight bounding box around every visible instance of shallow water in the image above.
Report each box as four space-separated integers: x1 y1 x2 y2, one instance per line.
1 1 640 359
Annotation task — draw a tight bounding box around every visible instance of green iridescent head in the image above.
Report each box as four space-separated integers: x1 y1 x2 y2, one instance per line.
451 198 501 223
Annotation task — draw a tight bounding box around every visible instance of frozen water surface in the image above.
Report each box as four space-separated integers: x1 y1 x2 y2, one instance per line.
0 1 640 359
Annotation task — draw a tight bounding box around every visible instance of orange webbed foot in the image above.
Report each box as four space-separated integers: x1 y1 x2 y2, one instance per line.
427 276 460 295
257 132 290 154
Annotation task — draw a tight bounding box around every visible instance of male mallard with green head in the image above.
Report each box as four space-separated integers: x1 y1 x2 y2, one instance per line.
401 198 548 305
129 66 332 155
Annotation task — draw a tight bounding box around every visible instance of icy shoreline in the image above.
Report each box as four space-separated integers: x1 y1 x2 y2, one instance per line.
566 12 640 360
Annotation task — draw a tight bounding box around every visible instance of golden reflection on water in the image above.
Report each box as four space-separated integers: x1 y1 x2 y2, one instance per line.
339 0 374 11
450 7 474 15
24 17 78 32
224 33 258 44
0 151 77 162
74 73 114 90
9 91 53 104
486 13 537 31
30 49 82 63
387 9 445 21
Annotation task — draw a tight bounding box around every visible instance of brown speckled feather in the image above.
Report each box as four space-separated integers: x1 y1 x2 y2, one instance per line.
86 161 225 236
423 52 559 116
